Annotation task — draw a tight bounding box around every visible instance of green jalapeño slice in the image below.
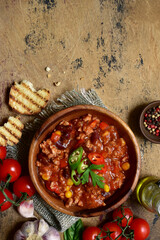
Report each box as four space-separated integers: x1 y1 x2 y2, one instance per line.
71 170 81 185
69 147 83 170
77 158 89 174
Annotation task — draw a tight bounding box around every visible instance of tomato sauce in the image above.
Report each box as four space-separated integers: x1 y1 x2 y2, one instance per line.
36 114 130 209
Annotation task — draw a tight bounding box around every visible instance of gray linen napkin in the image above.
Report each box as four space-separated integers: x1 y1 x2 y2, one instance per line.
7 89 107 232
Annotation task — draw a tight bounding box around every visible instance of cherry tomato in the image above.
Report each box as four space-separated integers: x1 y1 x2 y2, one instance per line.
130 218 150 240
99 122 109 130
82 226 103 240
46 181 60 194
102 222 122 240
13 176 36 198
0 146 7 160
0 158 21 182
0 189 13 211
88 153 104 165
112 206 133 227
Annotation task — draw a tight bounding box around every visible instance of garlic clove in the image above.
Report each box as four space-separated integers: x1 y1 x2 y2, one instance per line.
20 221 35 237
35 219 49 237
14 230 26 240
17 199 36 219
42 227 60 240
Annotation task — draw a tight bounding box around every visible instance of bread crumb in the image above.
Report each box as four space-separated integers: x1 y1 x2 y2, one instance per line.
45 67 51 72
54 82 61 87
47 74 51 78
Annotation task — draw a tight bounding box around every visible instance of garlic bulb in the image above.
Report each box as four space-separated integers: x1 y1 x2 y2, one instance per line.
14 219 60 240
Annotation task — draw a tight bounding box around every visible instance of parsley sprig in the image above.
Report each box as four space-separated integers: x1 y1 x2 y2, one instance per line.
81 164 105 189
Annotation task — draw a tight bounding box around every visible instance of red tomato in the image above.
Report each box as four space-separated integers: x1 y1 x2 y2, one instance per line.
99 122 109 130
13 176 36 198
51 132 61 143
88 153 104 165
102 222 122 240
90 120 98 128
82 226 103 240
0 158 21 182
112 206 133 227
0 189 13 211
0 146 7 160
130 218 150 240
46 181 60 194
60 159 68 168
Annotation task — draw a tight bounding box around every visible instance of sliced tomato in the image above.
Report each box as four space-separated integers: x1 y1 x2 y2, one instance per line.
100 122 109 130
46 181 60 194
60 159 68 168
88 152 104 165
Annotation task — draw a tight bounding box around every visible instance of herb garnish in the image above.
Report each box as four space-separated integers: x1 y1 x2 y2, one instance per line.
81 164 105 189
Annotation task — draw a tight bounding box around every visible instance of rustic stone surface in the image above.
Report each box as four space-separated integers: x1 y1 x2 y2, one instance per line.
0 0 160 239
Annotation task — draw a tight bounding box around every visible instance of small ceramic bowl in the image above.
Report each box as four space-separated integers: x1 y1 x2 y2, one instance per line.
139 101 160 144
29 105 141 217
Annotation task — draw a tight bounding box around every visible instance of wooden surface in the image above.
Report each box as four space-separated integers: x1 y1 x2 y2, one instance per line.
0 0 160 239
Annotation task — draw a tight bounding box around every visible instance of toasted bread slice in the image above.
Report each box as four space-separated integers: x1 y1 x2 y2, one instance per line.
0 116 24 146
9 80 50 115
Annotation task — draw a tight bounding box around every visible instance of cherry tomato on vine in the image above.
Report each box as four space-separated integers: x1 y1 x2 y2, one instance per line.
130 218 150 240
13 176 36 198
102 222 122 240
88 153 104 165
0 146 7 160
0 158 21 182
0 189 13 211
112 206 133 227
82 226 103 240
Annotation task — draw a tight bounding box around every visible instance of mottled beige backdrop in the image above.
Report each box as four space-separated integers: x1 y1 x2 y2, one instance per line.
0 0 160 239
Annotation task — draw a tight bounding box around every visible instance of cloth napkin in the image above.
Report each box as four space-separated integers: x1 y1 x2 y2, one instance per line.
7 89 107 232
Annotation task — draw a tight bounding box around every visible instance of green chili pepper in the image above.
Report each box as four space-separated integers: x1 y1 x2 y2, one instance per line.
69 147 83 170
77 158 89 174
71 170 81 185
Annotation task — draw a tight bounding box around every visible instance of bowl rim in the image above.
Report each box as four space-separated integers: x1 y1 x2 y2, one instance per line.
139 100 160 144
29 105 141 217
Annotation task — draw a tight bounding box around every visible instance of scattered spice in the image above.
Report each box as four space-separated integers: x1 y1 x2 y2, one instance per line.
54 81 61 87
143 105 160 136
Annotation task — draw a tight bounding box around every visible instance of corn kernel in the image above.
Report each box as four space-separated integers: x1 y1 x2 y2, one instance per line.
55 130 61 136
104 184 110 192
102 131 110 137
120 138 126 147
67 179 74 186
65 191 72 198
122 162 130 171
42 173 50 181
65 186 70 191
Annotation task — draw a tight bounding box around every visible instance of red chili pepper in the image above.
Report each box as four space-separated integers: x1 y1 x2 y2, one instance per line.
99 121 109 130
88 152 104 165
60 159 68 168
46 181 60 194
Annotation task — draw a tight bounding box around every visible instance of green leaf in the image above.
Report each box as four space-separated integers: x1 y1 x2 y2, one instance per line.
90 170 97 187
81 168 90 185
64 219 84 240
89 164 104 170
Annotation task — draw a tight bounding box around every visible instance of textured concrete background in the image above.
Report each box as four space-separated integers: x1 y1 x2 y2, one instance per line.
0 0 160 239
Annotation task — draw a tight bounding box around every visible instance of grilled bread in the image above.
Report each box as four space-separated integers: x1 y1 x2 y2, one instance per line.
9 80 50 115
0 116 24 146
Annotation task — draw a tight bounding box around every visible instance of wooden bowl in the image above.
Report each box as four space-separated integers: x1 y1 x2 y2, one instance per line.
139 101 160 144
29 105 141 217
